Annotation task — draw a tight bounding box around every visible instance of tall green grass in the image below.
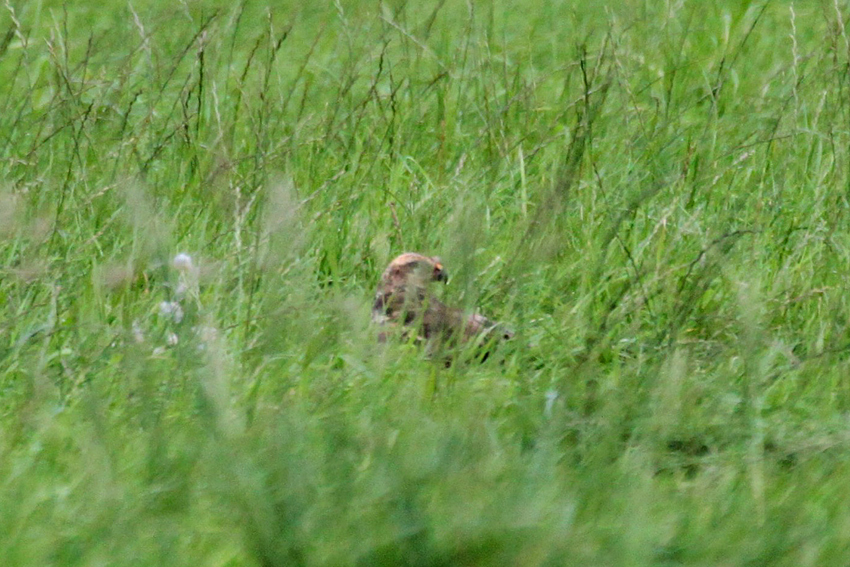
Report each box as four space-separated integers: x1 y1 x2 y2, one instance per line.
3 0 850 564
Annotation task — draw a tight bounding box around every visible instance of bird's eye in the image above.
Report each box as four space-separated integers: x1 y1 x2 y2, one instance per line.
433 264 448 282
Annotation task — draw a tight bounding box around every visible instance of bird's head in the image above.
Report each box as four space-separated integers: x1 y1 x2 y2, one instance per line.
381 252 447 291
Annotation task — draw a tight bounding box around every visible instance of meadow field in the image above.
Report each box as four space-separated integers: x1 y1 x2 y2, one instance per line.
3 0 850 564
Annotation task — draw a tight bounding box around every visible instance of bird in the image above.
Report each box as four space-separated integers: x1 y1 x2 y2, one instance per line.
371 252 513 356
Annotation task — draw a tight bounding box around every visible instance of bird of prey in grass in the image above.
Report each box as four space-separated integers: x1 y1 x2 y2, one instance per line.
371 252 513 357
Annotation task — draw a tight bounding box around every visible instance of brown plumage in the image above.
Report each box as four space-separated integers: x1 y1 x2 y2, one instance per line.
372 253 513 353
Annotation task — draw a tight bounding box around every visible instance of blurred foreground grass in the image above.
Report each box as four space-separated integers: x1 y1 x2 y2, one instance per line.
3 0 850 565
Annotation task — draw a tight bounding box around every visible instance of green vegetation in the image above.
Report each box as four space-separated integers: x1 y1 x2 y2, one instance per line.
3 0 850 564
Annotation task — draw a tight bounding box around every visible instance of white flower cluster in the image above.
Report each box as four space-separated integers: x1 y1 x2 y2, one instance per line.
137 252 222 356
160 253 194 327
172 252 193 272
159 300 184 323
